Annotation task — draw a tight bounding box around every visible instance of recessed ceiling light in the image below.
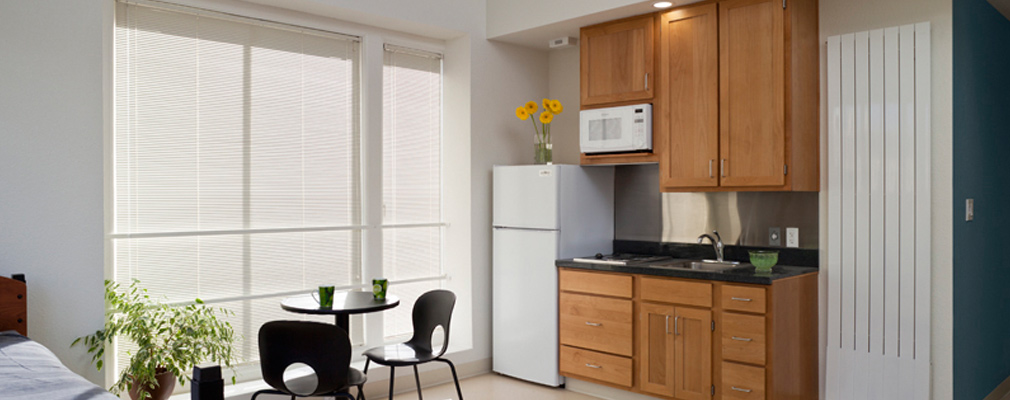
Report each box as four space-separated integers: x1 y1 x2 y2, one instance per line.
653 1 674 8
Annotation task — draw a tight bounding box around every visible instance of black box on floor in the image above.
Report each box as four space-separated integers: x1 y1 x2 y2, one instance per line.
192 365 224 400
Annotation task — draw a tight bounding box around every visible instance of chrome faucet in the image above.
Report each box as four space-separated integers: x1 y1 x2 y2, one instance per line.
697 230 725 262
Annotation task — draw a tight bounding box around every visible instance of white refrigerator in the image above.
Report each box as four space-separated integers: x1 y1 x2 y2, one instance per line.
492 164 614 387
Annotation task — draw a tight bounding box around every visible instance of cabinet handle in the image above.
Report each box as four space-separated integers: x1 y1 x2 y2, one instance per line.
721 159 726 177
731 297 753 302
665 315 670 334
731 336 753 342
674 316 680 335
731 386 752 393
585 363 602 369
645 73 649 91
709 160 714 178
585 322 602 327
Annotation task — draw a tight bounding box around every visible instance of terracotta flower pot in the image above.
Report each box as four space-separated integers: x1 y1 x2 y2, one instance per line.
128 368 176 400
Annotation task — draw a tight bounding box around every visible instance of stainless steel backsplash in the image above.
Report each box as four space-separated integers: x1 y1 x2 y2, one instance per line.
614 165 819 249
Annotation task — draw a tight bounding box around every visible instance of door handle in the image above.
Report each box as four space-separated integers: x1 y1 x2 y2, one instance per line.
665 315 670 334
585 322 602 327
731 336 753 342
585 363 602 369
709 159 714 178
674 316 680 335
731 386 752 393
721 159 726 177
645 73 649 91
731 297 753 302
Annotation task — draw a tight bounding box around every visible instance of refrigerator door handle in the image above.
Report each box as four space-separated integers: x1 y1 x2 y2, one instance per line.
492 226 560 232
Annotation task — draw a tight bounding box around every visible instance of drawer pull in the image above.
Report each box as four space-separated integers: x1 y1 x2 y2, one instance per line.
585 321 602 327
731 297 753 302
585 363 602 369
731 336 753 342
731 386 752 393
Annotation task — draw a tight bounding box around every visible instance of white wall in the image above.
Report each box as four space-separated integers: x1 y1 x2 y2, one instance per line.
548 47 582 165
0 0 109 384
818 0 954 398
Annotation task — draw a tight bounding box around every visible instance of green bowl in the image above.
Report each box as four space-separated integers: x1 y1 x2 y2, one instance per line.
748 250 779 271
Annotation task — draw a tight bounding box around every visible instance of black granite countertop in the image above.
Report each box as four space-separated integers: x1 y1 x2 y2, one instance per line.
556 258 817 285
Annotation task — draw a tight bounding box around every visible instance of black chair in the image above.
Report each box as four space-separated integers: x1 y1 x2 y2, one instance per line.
363 290 461 400
252 320 366 400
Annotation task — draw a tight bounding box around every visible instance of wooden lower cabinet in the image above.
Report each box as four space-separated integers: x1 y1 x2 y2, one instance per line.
558 269 817 400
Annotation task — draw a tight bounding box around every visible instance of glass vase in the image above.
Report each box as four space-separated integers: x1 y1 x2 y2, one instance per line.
534 142 553 165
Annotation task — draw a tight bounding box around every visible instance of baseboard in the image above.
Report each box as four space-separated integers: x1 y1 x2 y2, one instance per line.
984 374 1010 400
565 378 665 400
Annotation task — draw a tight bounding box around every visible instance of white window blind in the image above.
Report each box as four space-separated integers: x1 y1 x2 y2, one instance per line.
113 0 360 367
381 44 444 339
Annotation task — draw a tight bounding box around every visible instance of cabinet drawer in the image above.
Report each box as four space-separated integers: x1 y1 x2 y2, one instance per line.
641 277 712 307
721 361 765 400
560 346 633 387
560 269 633 298
721 285 766 313
560 293 633 356
721 312 766 365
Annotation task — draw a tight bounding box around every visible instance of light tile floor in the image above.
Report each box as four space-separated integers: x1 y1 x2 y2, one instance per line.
386 373 603 400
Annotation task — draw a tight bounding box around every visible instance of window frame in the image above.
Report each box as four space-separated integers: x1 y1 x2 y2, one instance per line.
105 0 450 385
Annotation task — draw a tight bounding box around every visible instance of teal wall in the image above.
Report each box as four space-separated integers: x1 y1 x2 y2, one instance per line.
953 0 1010 398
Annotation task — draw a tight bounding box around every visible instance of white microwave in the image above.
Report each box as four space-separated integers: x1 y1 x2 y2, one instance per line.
579 103 652 154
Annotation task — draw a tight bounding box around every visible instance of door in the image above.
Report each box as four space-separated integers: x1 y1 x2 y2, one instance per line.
491 227 563 386
719 0 785 187
638 303 676 396
492 165 559 230
659 3 719 189
580 15 655 106
674 307 712 400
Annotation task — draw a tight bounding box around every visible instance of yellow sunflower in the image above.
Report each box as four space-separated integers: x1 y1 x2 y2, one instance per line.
524 101 538 115
549 99 563 114
540 111 554 124
516 107 529 120
542 98 551 111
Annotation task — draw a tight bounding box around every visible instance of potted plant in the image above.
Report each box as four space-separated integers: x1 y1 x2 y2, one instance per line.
74 280 237 400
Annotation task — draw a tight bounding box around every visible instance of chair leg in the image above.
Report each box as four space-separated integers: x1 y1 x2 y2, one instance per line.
413 365 423 400
437 358 463 400
388 366 396 400
358 384 367 400
364 358 371 374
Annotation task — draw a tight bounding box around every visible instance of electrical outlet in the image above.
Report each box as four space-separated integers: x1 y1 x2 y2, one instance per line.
786 227 799 248
769 227 781 246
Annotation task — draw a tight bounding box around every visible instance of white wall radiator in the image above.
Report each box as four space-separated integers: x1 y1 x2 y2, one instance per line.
825 23 931 399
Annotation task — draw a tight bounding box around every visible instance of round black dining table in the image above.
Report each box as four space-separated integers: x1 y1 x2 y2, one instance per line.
281 291 400 332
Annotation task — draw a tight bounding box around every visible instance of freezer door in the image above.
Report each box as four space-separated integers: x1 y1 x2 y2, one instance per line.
493 165 559 230
492 227 563 387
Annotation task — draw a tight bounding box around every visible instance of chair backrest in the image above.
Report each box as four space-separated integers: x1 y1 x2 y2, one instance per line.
258 320 350 396
406 290 456 357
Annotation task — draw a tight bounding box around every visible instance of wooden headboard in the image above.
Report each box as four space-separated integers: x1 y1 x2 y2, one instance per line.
0 274 27 336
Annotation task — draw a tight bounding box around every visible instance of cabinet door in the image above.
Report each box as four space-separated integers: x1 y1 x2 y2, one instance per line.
719 0 785 187
638 303 676 396
658 3 719 189
674 307 712 400
580 15 655 106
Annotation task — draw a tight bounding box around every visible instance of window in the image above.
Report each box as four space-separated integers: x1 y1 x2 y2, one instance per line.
110 0 448 378
381 44 444 339
112 1 360 368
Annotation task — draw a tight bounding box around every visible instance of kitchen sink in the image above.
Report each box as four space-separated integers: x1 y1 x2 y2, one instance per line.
648 260 746 272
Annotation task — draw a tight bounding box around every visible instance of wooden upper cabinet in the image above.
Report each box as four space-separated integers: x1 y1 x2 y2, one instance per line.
719 0 785 187
658 4 719 189
580 15 655 106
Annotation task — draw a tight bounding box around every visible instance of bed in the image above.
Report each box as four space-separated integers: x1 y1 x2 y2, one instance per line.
0 274 118 400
